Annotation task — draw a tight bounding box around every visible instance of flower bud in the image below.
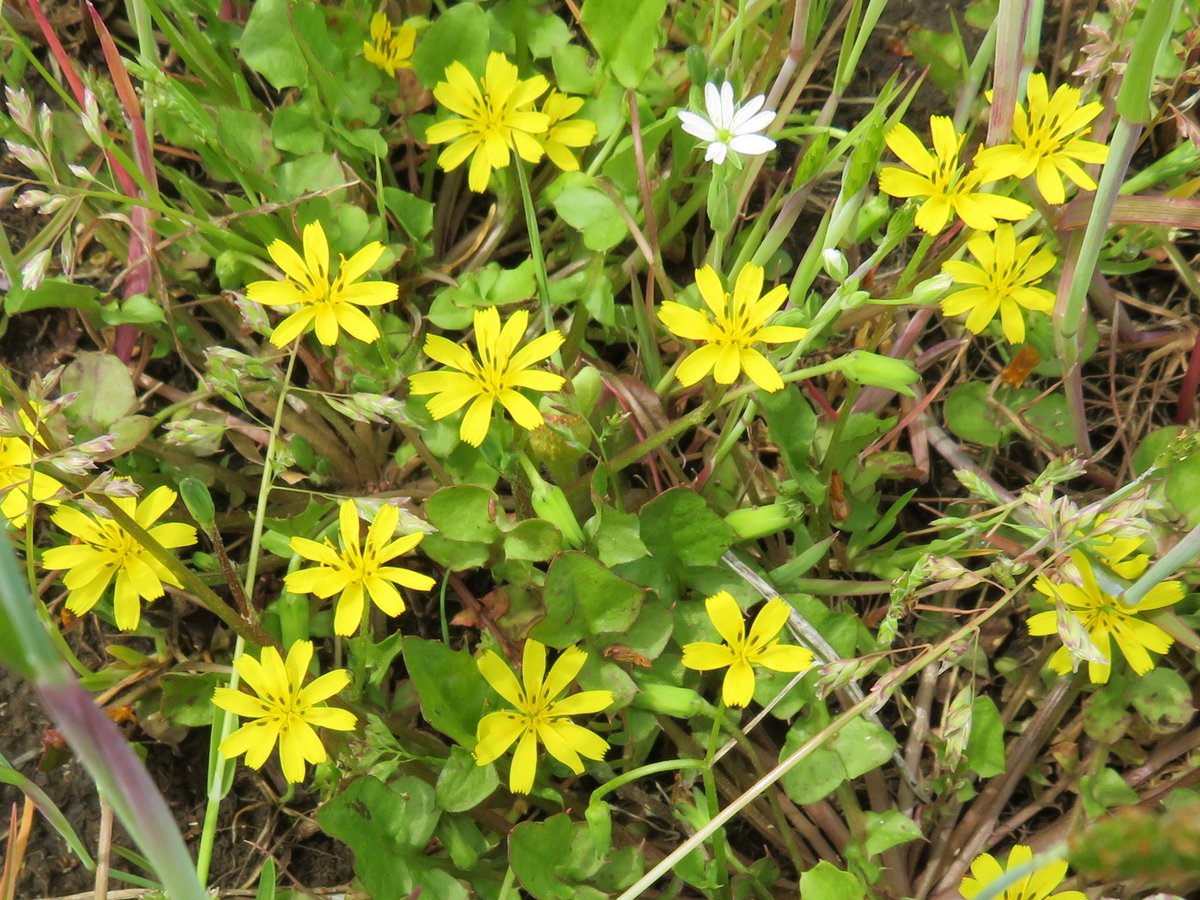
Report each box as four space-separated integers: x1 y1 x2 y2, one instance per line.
518 454 584 548
911 272 953 306
632 680 710 719
725 503 795 540
585 800 612 858
571 365 604 418
836 350 918 396
179 477 216 533
820 248 849 283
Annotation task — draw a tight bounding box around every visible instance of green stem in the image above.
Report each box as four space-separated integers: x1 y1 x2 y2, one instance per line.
703 704 730 899
197 345 299 886
896 232 935 292
514 158 562 368
591 359 847 485
1121 519 1200 608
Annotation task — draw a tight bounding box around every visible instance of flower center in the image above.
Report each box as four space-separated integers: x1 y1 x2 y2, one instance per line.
99 520 138 567
983 257 1029 297
714 298 757 349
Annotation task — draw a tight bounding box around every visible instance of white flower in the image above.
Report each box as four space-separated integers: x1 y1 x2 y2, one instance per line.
677 81 777 165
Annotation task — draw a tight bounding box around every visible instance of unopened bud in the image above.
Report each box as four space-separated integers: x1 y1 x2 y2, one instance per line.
725 503 794 540
836 350 918 396
820 248 848 283
912 272 953 305
632 680 710 719
179 477 216 532
571 365 603 418
5 86 32 135
518 453 584 548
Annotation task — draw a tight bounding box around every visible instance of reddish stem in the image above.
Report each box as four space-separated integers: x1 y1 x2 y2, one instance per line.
1175 328 1200 424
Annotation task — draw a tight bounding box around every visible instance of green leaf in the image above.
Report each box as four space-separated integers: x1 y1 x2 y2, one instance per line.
551 178 629 252
759 385 817 478
439 814 491 870
238 0 309 89
159 673 222 727
425 485 501 544
61 352 137 432
271 100 324 155
347 631 404 689
1166 447 1200 526
254 858 276 900
412 4 491 88
436 746 499 812
216 106 279 179
965 695 1006 777
1080 767 1140 818
99 293 167 326
1130 668 1194 735
834 717 897 779
317 775 445 900
944 381 1006 447
638 487 734 569
383 188 435 242
421 535 494 571
588 504 649 566
799 861 866 899
4 279 102 315
504 519 562 562
779 736 844 804
863 810 922 857
580 0 668 88
510 814 605 898
1024 392 1073 448
403 637 490 747
534 552 645 647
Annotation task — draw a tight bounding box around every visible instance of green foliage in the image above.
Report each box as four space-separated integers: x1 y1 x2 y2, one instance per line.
4 0 1198 896
580 0 668 88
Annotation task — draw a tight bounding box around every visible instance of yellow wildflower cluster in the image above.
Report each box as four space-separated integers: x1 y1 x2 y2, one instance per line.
426 52 596 193
0 401 62 528
880 73 1109 346
1028 550 1183 685
362 12 415 77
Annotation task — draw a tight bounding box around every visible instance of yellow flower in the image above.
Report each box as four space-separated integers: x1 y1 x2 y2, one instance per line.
284 499 435 636
0 403 62 528
979 73 1109 205
538 91 596 172
1028 551 1183 684
41 485 198 631
473 639 613 794
1086 519 1149 580
961 845 1086 900
408 307 565 447
878 116 1032 234
425 51 550 192
681 592 813 707
246 221 398 348
213 640 356 784
363 12 415 77
941 225 1056 344
658 264 807 393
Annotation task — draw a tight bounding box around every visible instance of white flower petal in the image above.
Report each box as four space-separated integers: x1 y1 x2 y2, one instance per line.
730 94 767 129
704 83 723 123
719 81 735 127
706 141 729 164
728 133 776 156
678 110 717 141
735 109 776 136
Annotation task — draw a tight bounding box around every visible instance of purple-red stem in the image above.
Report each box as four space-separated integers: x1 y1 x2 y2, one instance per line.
27 0 154 362
1175 328 1200 424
